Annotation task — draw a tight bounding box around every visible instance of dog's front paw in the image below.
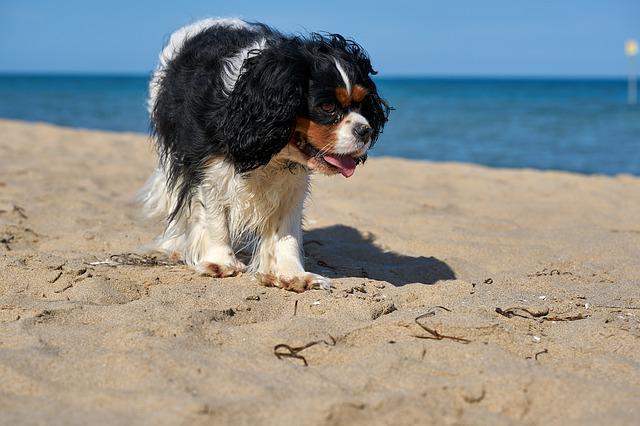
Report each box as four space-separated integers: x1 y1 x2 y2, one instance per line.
256 272 332 292
197 259 246 278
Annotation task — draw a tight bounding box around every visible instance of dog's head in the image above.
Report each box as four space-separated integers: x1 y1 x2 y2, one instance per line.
221 33 391 176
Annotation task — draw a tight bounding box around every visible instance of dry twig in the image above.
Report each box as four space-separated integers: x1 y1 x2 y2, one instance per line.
495 307 548 319
48 271 63 284
594 305 640 310
534 349 548 360
87 253 178 267
496 307 588 322
412 309 470 344
53 283 73 293
273 336 336 367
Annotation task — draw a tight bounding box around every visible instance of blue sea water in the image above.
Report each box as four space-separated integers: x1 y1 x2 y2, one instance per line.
0 75 638 175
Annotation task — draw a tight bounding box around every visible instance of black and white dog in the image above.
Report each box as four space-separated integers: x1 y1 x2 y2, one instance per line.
142 18 390 292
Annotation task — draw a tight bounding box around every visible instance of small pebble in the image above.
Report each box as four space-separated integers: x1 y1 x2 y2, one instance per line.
527 305 550 317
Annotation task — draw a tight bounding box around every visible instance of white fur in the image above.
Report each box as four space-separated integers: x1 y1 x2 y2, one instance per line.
334 112 372 155
334 58 351 95
141 157 330 289
221 38 267 95
148 18 255 112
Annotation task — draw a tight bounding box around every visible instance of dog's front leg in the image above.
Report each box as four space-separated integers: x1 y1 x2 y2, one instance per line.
256 204 331 292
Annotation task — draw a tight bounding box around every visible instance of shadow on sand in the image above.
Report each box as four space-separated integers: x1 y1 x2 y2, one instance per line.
303 225 455 286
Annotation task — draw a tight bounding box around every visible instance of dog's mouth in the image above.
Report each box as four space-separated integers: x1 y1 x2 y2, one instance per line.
291 133 365 178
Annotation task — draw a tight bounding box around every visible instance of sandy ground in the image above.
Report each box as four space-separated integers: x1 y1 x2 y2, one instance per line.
1 119 639 425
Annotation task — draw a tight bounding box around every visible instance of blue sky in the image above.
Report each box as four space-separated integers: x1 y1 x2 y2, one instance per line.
1 0 638 77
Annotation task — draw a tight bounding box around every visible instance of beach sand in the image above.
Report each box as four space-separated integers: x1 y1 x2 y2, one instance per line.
1 119 639 425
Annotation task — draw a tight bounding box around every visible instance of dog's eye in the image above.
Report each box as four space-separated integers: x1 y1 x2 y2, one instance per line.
320 103 336 113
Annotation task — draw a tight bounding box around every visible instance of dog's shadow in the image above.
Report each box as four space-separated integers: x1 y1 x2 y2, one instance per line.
303 225 455 286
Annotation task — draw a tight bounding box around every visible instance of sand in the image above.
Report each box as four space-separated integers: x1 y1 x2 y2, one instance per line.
1 119 639 425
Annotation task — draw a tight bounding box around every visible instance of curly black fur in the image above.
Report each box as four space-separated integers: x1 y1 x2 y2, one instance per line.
151 21 390 221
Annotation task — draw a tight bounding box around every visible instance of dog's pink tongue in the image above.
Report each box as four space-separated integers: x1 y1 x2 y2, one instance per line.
323 154 357 177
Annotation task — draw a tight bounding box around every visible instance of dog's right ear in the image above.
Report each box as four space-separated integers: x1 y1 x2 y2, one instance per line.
219 41 308 173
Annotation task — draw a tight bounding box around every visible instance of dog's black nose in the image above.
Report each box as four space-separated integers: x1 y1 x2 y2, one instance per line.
353 123 372 140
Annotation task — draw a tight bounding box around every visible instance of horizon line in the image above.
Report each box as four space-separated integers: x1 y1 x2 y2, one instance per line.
0 70 632 81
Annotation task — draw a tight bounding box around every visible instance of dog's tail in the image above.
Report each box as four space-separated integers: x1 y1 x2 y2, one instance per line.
137 167 174 220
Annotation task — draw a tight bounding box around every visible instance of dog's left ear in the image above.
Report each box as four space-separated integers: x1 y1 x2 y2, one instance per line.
362 85 391 147
220 43 307 172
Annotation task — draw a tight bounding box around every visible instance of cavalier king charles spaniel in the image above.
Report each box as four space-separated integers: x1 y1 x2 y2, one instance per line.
141 18 390 292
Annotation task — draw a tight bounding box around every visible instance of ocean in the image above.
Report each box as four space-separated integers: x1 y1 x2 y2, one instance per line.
1 75 638 175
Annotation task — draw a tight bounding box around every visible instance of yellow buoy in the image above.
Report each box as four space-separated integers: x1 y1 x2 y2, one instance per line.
626 39 638 57
627 39 638 105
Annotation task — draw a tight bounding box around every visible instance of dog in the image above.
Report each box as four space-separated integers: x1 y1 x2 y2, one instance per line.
141 18 390 292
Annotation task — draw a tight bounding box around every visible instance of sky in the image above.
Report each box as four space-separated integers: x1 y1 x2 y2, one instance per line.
1 0 638 77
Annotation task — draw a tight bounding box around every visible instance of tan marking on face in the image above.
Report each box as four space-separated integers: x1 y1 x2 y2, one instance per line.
351 85 369 103
295 117 339 152
335 85 369 107
288 116 361 176
335 87 350 108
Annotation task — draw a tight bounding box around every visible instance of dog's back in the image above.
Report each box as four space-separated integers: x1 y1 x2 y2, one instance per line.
148 18 268 114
